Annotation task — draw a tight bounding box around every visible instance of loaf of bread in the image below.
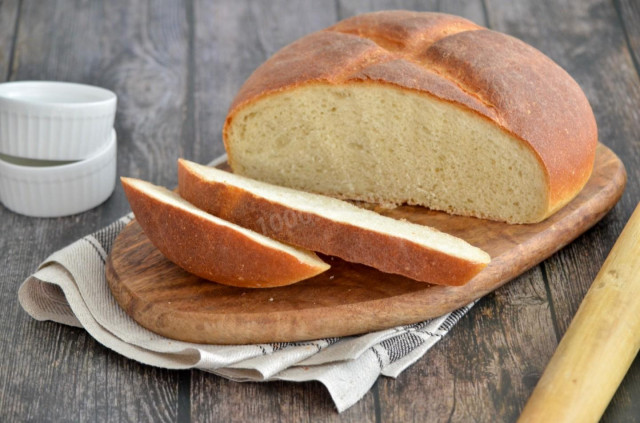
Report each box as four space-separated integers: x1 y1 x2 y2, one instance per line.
178 159 490 286
223 11 597 224
121 177 330 288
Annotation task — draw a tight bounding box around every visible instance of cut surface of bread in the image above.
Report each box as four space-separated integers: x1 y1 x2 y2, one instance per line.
121 177 329 288
178 160 490 286
223 11 597 224
228 83 548 223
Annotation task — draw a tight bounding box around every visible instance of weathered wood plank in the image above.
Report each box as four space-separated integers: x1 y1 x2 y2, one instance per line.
0 0 19 78
486 0 640 420
191 378 377 423
377 269 558 422
0 0 192 421
337 0 434 18
335 0 485 23
617 0 640 73
602 2 640 420
437 0 486 23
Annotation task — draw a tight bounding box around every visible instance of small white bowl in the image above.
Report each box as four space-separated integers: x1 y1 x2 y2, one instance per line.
0 81 116 160
0 129 117 217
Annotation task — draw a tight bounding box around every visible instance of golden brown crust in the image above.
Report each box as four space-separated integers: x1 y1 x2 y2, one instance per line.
178 161 488 286
223 10 597 219
121 177 329 288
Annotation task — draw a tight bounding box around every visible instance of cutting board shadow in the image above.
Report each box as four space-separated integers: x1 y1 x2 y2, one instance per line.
107 144 626 344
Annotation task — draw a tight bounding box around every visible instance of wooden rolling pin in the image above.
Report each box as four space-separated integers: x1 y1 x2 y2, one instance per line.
518 202 640 423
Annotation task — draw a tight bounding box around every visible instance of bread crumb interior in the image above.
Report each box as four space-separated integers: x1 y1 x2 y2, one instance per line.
227 83 548 223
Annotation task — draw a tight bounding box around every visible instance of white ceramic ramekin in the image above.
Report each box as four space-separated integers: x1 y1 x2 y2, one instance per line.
0 81 116 160
0 129 117 217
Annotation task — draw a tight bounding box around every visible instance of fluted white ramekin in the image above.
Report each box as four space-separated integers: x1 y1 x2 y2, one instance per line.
0 129 117 217
0 81 116 160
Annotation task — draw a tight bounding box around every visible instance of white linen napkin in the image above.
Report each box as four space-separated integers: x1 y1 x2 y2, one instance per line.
17 156 475 412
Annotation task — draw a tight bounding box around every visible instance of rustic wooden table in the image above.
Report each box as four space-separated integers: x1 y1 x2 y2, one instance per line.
1 0 639 421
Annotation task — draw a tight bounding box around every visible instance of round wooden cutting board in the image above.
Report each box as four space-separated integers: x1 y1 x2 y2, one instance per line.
106 144 626 344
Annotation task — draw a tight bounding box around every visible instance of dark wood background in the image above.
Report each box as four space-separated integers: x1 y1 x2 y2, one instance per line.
1 0 639 421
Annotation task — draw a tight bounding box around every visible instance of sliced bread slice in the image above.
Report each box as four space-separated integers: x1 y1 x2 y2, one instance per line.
121 177 330 288
177 160 490 286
